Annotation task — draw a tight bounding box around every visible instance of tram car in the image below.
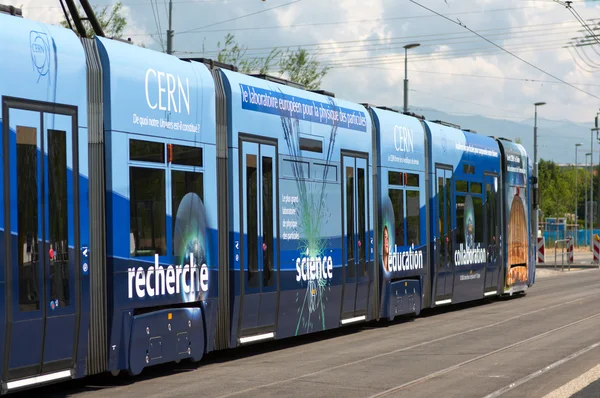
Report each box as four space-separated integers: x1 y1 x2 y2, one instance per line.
0 7 535 394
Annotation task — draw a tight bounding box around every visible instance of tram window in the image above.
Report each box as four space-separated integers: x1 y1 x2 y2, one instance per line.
437 176 445 268
445 177 451 239
171 145 203 167
48 129 70 307
262 157 274 287
463 164 475 174
299 137 323 153
346 166 355 277
471 182 482 194
282 159 309 179
406 173 419 187
437 177 444 237
474 196 483 243
486 183 494 246
246 154 259 288
456 180 468 193
130 167 166 256
130 139 165 163
358 167 366 275
312 163 337 181
171 171 204 255
406 190 420 246
389 171 403 186
456 196 465 246
16 126 40 312
389 189 405 247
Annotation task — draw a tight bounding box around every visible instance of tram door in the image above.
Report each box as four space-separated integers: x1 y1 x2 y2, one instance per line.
341 154 369 320
239 140 278 334
3 101 80 383
434 166 455 304
484 175 500 293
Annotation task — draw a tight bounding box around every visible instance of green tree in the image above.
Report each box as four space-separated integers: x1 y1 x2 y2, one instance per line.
537 159 596 226
538 159 572 218
278 48 329 90
217 33 281 74
217 34 330 90
60 1 142 45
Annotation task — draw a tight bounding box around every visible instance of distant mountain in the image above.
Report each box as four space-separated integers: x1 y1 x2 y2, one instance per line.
390 106 597 165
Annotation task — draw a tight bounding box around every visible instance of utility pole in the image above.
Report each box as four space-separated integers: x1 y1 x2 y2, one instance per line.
595 113 600 243
586 153 591 247
403 43 420 113
591 125 598 249
575 143 582 246
533 102 545 244
167 0 174 54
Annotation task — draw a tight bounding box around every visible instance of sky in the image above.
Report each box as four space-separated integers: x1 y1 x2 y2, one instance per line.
6 0 600 127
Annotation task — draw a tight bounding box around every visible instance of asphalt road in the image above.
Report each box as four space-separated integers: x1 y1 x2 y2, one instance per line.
23 267 600 398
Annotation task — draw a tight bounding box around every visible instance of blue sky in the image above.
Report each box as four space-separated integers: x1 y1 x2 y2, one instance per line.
8 0 600 125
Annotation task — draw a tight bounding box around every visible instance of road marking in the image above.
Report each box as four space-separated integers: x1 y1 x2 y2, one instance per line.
369 313 600 398
483 343 600 398
542 363 600 398
216 292 600 398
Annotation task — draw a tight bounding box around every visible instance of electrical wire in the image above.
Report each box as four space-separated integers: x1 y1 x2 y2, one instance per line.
345 67 600 88
176 0 304 35
323 39 571 68
187 19 584 56
149 0 165 51
173 5 545 34
175 20 585 64
408 0 600 100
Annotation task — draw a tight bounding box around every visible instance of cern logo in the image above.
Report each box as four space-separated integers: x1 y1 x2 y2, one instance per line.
29 30 50 82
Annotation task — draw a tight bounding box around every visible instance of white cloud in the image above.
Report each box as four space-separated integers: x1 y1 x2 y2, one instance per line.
3 0 153 45
5 0 600 124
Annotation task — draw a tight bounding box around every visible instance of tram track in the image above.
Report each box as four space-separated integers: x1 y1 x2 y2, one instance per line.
213 289 600 398
27 270 600 398
367 312 600 397
481 341 600 398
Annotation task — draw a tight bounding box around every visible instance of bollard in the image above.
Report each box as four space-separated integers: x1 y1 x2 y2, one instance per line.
554 239 569 271
537 237 545 263
594 239 600 264
567 237 573 271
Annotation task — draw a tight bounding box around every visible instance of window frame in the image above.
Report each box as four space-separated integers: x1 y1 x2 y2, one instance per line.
127 136 206 261
387 169 422 248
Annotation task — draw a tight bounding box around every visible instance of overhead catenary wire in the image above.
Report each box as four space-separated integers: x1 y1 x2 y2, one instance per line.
322 39 572 68
567 45 598 72
553 0 600 71
408 88 525 117
149 0 165 51
168 5 549 34
555 0 600 46
570 41 600 69
179 19 587 57
407 0 600 100
176 0 304 35
344 67 600 88
174 21 588 70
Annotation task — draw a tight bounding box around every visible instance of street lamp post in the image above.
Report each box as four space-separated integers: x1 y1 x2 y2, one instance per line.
533 102 545 246
403 43 420 113
575 143 582 246
591 127 599 249
586 152 591 247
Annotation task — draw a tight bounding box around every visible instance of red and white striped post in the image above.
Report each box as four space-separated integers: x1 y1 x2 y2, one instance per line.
537 237 545 263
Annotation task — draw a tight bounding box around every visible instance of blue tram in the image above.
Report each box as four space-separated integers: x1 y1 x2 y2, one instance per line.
0 8 536 393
